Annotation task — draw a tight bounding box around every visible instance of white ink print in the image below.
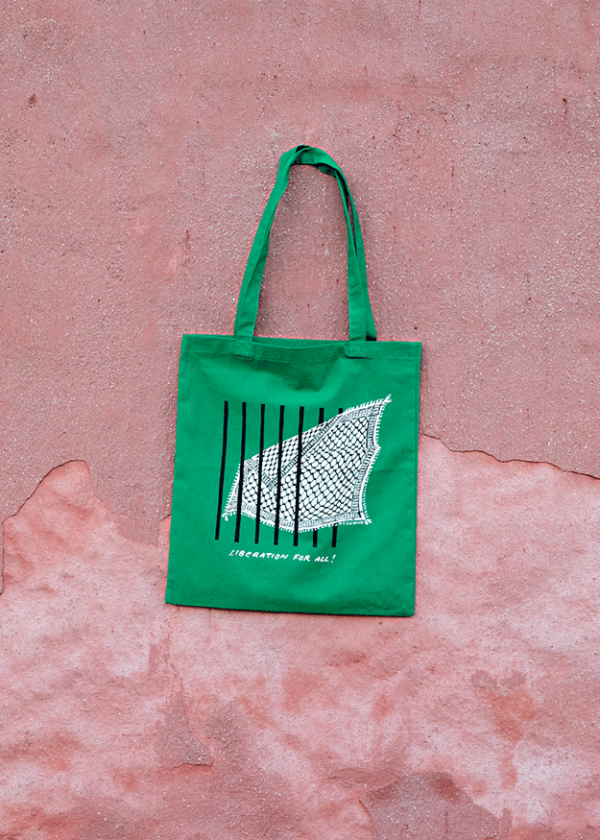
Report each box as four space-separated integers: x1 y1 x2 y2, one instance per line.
223 396 390 533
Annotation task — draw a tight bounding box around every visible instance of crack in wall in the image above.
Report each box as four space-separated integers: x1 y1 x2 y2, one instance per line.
423 433 600 483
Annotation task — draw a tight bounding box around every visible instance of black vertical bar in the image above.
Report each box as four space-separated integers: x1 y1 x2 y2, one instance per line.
215 401 229 540
234 402 247 543
331 406 344 548
274 405 285 546
312 407 325 549
293 407 305 547
254 404 266 544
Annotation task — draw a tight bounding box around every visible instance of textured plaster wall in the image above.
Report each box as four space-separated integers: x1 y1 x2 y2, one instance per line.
1 1 600 838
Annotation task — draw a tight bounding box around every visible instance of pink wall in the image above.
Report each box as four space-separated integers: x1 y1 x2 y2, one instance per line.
2 1 600 837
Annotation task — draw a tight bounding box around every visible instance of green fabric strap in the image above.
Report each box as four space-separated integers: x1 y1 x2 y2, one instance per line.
234 145 377 344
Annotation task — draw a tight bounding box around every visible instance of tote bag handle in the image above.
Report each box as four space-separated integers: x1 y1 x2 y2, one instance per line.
234 145 377 350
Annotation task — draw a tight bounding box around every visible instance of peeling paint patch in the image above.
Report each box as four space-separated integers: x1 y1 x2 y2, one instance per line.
1 460 107 593
0 460 159 595
361 773 511 840
155 691 213 767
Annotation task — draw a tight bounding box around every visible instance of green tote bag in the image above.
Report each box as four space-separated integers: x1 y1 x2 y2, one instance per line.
166 145 421 615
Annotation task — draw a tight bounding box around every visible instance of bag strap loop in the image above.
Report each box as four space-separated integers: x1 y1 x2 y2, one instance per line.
233 145 377 343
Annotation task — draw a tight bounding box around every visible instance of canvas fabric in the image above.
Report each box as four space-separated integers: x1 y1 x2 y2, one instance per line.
166 145 421 615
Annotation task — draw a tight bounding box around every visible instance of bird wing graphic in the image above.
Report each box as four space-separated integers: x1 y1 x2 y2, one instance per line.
223 396 390 533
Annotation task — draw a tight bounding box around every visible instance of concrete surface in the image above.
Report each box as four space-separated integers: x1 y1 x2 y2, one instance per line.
2 441 600 838
2 0 600 551
2 0 600 836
